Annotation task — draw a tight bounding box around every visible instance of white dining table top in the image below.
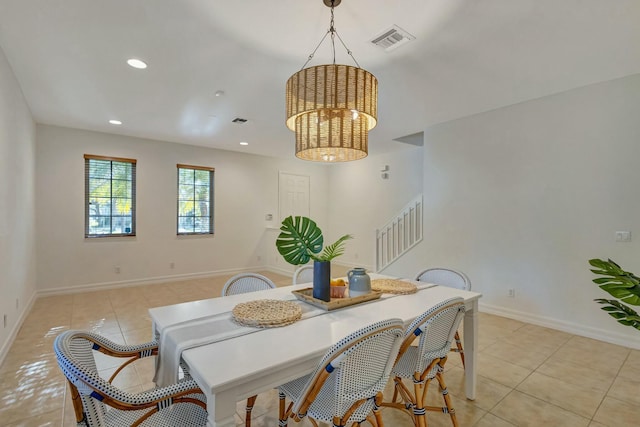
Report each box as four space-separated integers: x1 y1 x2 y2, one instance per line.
150 282 320 333
149 277 482 399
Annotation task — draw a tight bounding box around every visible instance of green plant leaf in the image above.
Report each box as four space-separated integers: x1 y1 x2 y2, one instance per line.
594 298 640 330
275 216 323 265
592 277 618 284
589 259 640 306
275 216 353 264
318 234 353 262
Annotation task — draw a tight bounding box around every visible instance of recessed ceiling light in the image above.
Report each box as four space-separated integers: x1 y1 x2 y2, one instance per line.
239 141 249 146
127 58 147 69
214 90 225 97
109 119 122 125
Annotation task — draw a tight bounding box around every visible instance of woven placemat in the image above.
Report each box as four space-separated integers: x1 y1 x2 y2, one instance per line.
371 279 417 295
232 299 302 328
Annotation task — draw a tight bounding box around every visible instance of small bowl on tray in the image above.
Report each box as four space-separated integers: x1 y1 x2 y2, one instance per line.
330 285 347 298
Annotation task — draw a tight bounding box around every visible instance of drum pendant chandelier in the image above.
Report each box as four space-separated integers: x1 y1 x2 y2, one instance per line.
285 0 378 162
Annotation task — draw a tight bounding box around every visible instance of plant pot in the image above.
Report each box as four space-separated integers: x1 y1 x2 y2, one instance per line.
313 261 331 302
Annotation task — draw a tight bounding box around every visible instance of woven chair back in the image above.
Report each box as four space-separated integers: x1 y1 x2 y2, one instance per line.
55 331 122 426
403 297 466 374
222 273 276 296
293 265 314 285
415 268 471 291
293 318 404 422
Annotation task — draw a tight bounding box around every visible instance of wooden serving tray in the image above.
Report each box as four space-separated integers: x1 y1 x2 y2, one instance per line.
292 287 383 311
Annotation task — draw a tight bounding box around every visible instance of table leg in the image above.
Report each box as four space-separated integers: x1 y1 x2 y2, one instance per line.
463 300 478 400
206 391 237 427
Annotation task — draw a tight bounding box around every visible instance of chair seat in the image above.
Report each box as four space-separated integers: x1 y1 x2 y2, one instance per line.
391 347 440 380
102 393 207 427
280 369 378 424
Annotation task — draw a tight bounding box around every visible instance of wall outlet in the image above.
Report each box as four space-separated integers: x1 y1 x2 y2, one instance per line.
15 298 19 310
169 262 175 269
508 288 515 298
257 255 262 262
3 314 6 328
114 266 121 274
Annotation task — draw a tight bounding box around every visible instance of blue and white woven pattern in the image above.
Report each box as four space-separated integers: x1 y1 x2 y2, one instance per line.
392 297 465 378
54 330 207 426
293 265 314 285
279 318 404 424
221 272 277 296
415 268 471 291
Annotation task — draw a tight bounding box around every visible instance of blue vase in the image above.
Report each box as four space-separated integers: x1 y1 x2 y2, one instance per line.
313 261 331 302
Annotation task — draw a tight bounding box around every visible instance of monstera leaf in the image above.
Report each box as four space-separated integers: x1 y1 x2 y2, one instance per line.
589 259 640 306
276 216 352 265
594 299 640 331
589 258 640 332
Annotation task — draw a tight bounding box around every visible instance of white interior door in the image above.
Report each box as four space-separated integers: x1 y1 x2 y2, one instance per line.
278 172 310 222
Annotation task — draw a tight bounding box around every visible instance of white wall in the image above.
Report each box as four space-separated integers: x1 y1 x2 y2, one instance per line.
0 46 36 358
35 125 329 292
328 146 423 270
385 73 640 347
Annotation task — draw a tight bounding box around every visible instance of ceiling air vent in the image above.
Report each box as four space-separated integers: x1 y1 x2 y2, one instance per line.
232 117 248 123
370 25 415 52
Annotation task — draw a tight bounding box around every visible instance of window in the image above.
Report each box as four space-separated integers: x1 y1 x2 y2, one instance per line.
85 155 136 237
177 164 214 235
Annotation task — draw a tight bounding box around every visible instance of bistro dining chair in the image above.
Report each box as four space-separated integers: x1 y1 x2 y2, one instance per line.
221 272 277 296
278 318 404 427
382 297 466 427
293 265 314 285
54 330 207 426
221 272 276 426
415 268 471 368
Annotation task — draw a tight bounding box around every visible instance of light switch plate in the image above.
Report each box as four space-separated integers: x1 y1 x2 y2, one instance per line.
615 231 632 242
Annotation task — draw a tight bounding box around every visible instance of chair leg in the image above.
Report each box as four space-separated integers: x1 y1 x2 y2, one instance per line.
373 392 385 427
387 376 417 424
393 376 413 405
245 395 257 427
413 374 429 427
391 379 400 403
278 391 288 427
67 381 85 424
453 330 464 368
435 368 458 427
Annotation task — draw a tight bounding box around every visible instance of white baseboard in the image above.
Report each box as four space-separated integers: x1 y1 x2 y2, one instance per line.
264 265 294 277
37 266 274 297
332 260 375 271
479 302 640 350
0 290 37 368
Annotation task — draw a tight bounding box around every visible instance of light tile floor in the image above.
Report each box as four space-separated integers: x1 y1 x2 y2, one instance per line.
1 270 639 426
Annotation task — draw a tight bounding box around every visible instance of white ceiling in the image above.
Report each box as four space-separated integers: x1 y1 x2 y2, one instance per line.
0 0 639 160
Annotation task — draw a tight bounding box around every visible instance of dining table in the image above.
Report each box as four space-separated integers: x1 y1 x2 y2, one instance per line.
149 274 482 427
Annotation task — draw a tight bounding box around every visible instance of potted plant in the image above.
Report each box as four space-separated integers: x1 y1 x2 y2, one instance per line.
276 216 352 301
589 258 640 330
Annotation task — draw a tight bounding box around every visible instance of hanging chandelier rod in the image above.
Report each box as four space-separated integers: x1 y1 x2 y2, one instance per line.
299 0 361 70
